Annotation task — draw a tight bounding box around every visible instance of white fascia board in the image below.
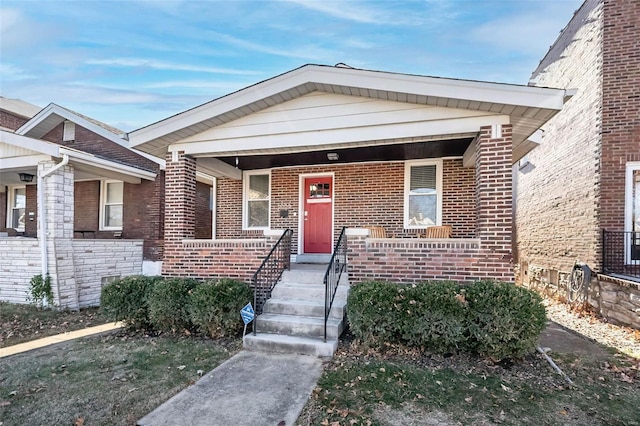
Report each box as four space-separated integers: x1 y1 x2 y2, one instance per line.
60 147 156 181
0 130 61 157
0 154 53 171
169 114 509 157
16 104 164 168
129 64 566 146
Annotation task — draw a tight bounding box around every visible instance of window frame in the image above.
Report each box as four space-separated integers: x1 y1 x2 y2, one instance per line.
242 169 271 231
6 185 27 232
403 159 443 229
624 161 640 264
99 179 124 231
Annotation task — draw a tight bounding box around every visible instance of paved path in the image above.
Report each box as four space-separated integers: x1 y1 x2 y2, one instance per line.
0 322 123 358
137 350 324 426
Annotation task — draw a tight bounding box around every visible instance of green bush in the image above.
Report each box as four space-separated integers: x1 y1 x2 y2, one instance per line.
347 281 403 345
465 280 547 360
100 275 162 329
347 279 546 360
189 278 253 337
148 278 200 332
398 281 468 353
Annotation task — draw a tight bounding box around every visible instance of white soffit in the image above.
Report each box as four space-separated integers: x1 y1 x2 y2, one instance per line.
128 64 568 156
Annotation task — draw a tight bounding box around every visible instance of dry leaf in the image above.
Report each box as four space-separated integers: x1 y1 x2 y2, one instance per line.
465 396 473 403
75 417 85 426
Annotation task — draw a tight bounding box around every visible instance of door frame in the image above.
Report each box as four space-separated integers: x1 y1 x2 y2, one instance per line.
298 172 335 255
624 161 640 264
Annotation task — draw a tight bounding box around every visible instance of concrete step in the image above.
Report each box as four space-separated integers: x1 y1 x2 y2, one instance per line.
256 314 344 340
263 298 346 320
271 282 349 301
280 269 326 284
243 333 338 357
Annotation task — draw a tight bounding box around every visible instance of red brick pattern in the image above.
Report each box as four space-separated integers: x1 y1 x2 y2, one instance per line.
195 180 213 239
600 0 640 231
0 110 29 131
0 191 6 232
75 181 100 232
24 184 37 237
42 123 158 171
123 177 165 261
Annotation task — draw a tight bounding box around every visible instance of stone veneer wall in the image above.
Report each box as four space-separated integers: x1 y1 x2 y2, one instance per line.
0 238 41 304
73 240 144 307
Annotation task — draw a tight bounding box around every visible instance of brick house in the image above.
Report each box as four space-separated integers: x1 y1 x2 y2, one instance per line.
0 98 214 308
515 0 640 328
129 64 569 285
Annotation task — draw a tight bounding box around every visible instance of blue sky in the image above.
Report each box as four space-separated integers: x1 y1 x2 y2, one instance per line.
0 0 582 132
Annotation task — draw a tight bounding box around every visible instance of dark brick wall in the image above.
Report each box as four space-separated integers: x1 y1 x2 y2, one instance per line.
74 181 100 232
600 0 640 231
0 110 29 131
24 185 37 237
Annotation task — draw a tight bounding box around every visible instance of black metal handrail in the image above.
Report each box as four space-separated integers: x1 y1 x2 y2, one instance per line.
323 227 347 342
252 229 293 335
602 229 640 279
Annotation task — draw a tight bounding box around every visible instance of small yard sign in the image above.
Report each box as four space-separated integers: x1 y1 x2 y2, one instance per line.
240 303 255 325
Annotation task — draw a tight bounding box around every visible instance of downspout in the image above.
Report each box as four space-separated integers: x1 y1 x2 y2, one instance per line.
38 154 70 305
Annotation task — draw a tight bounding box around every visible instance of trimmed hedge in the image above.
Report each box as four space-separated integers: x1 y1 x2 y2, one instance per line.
348 280 546 360
148 278 200 332
189 278 253 337
100 275 163 329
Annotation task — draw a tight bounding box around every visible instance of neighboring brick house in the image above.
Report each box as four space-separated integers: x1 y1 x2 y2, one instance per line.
0 98 214 308
129 64 569 285
515 0 640 328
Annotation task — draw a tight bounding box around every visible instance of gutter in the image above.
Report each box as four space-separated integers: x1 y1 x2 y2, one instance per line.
38 154 69 306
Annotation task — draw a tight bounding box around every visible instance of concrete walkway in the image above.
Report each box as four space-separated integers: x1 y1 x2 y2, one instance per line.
137 350 324 426
0 322 123 358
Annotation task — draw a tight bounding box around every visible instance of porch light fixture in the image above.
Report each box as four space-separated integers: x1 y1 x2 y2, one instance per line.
327 152 339 161
18 173 34 183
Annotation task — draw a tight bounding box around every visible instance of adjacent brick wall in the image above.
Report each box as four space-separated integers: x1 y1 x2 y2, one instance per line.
0 190 6 232
0 110 29 131
600 0 640 231
75 181 100 231
195 181 213 239
24 184 37 237
123 177 165 261
41 123 158 171
517 1 604 279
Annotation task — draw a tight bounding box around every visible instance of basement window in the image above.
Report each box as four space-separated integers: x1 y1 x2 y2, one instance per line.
100 180 123 230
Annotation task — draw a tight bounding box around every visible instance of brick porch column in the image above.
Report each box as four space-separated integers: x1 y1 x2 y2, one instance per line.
163 152 196 275
38 160 78 309
475 124 513 262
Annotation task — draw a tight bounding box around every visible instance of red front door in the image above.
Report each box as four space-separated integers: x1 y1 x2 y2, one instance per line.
303 176 333 254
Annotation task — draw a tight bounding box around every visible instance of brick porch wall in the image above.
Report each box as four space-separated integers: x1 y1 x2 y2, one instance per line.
0 190 6 232
0 110 30 131
348 125 514 283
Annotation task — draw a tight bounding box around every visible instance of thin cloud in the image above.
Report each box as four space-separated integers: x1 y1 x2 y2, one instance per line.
285 0 425 26
0 63 36 81
143 80 250 90
85 58 261 75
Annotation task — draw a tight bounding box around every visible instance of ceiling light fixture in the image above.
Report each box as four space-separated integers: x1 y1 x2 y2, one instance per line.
327 153 339 161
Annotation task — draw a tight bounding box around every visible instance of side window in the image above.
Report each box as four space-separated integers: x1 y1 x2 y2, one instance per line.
7 186 26 231
100 180 123 230
404 161 442 228
243 171 270 229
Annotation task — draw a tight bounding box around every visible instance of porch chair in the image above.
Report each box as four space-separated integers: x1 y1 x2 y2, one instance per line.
365 226 387 238
423 225 452 239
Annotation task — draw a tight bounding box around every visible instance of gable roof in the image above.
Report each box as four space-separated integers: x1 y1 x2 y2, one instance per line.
129 64 570 159
0 96 42 119
16 103 164 169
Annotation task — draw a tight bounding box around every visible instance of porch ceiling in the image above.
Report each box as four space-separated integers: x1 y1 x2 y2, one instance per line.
215 137 473 170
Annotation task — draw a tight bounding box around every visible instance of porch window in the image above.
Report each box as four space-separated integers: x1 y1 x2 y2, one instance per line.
100 180 123 230
404 160 442 228
243 170 270 229
7 186 26 231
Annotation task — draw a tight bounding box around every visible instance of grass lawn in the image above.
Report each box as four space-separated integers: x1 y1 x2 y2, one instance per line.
0 302 109 347
298 334 640 426
0 330 241 425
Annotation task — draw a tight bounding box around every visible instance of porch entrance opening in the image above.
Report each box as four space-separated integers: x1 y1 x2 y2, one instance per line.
303 176 333 254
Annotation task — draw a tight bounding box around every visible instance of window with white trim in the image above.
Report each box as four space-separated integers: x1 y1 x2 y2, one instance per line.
404 160 442 228
7 186 26 231
243 170 270 229
100 180 123 230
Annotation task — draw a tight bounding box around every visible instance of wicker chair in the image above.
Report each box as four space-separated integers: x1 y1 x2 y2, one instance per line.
365 226 387 238
423 225 452 239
